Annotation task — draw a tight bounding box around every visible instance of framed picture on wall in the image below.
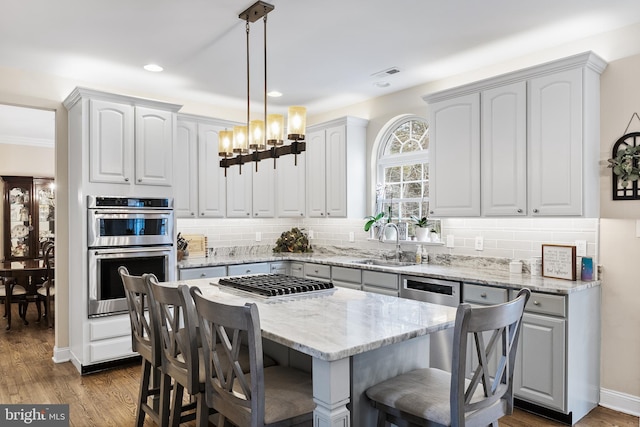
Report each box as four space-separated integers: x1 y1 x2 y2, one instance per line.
542 244 577 281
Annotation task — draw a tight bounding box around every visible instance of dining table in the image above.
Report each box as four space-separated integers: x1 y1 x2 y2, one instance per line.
163 277 458 427
1 259 49 330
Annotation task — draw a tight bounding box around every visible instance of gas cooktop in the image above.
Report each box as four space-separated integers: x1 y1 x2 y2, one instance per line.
217 274 334 297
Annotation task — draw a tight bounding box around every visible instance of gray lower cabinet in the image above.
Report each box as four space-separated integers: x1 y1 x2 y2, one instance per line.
510 287 600 424
179 265 226 280
303 263 331 283
227 262 270 276
270 261 290 275
362 270 399 296
331 266 362 290
290 262 304 278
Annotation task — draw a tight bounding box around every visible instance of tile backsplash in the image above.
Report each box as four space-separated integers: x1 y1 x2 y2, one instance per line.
177 217 598 265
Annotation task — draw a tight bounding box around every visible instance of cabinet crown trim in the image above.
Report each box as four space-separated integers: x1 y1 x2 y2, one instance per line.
307 116 369 132
423 51 607 104
63 86 183 112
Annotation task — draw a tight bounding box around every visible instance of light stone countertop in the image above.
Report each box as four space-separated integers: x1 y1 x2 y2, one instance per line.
165 278 458 362
178 253 600 295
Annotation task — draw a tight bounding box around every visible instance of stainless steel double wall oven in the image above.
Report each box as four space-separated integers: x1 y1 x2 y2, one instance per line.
87 196 174 317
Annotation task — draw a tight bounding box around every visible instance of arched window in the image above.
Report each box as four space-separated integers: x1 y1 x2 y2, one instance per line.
375 116 432 236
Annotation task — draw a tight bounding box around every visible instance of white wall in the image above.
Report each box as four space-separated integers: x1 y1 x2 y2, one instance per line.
0 143 54 177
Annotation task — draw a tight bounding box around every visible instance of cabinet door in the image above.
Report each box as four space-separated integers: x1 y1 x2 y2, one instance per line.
198 123 226 217
481 82 527 216
277 152 306 217
514 313 566 412
428 93 480 216
252 163 275 218
135 106 173 186
325 125 347 217
528 69 582 216
228 263 270 276
89 99 134 184
175 120 198 218
306 129 327 217
226 166 252 218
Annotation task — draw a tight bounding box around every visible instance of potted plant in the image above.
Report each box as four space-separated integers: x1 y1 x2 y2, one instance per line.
364 212 385 239
411 216 429 242
608 145 640 187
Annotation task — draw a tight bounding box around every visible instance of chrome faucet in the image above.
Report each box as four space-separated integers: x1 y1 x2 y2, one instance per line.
379 222 401 261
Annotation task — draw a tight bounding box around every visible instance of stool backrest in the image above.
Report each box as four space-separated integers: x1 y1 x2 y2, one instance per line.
451 288 530 426
118 266 160 366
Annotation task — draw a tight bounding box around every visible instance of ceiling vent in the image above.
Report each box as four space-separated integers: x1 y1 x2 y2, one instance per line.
371 67 400 79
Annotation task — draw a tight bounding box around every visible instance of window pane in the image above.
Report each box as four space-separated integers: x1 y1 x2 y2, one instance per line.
385 166 401 183
386 184 401 199
388 137 402 154
423 181 429 198
403 182 422 198
403 202 420 219
395 122 410 144
403 164 421 181
402 140 421 153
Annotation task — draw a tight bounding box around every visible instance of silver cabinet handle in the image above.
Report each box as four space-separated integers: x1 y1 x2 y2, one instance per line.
429 210 434 214
138 179 142 183
480 293 487 298
533 301 540 306
246 269 251 274
246 212 250 216
200 273 206 278
517 209 523 213
200 212 204 216
533 209 539 213
124 177 129 182
191 212 195 216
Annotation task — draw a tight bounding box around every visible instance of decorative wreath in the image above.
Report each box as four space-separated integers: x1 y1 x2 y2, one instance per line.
608 145 640 188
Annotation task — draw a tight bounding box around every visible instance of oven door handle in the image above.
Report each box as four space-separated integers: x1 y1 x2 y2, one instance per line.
91 247 172 256
90 210 172 217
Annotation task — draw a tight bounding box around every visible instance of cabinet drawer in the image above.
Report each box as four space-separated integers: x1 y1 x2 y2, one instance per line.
524 292 566 318
290 262 304 278
304 263 331 280
464 283 508 305
179 266 227 280
89 336 135 363
363 285 398 296
332 266 362 284
228 263 270 276
362 271 398 290
270 261 290 275
90 315 131 341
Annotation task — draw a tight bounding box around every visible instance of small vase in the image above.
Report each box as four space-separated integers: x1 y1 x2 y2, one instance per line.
415 227 429 242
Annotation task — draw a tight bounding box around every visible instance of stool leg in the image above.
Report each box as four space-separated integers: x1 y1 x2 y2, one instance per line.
136 360 152 427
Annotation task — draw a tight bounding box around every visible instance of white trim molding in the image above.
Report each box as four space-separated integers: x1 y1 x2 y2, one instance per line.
599 388 640 417
52 346 71 364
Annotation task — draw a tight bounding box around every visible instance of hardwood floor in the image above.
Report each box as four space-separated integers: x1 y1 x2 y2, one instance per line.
1 302 638 427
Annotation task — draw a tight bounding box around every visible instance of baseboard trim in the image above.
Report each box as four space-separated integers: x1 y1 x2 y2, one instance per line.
52 346 71 363
600 388 640 417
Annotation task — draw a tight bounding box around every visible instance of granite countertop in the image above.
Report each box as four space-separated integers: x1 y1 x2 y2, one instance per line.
178 253 600 295
166 278 458 361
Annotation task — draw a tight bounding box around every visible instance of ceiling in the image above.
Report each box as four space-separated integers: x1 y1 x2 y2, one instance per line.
2 0 640 145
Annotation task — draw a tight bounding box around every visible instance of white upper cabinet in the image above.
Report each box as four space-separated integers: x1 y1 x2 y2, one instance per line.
89 99 134 184
276 152 306 217
428 93 481 217
174 117 228 218
198 122 227 218
135 106 173 186
424 52 606 217
77 90 179 190
528 69 583 216
226 165 253 217
306 117 367 218
175 119 198 217
252 162 275 218
481 81 527 216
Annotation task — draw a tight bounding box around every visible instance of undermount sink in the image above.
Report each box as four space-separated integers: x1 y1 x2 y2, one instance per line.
351 259 415 267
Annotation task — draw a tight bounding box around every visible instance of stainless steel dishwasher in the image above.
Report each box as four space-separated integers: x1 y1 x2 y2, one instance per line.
400 275 462 371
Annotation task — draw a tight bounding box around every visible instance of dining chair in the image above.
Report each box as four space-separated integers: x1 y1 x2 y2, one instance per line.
147 276 214 427
366 288 531 427
119 266 170 427
1 277 28 330
190 286 316 427
36 242 55 327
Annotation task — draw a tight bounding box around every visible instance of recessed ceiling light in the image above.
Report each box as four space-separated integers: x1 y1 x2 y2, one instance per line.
144 64 163 72
267 91 282 97
374 81 390 88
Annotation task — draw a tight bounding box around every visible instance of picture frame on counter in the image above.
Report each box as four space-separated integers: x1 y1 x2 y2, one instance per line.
542 244 577 281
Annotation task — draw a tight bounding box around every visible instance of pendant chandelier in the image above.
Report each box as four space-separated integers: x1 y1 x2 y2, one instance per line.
219 0 306 176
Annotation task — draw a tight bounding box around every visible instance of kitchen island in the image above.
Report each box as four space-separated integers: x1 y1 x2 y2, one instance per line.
169 278 458 427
